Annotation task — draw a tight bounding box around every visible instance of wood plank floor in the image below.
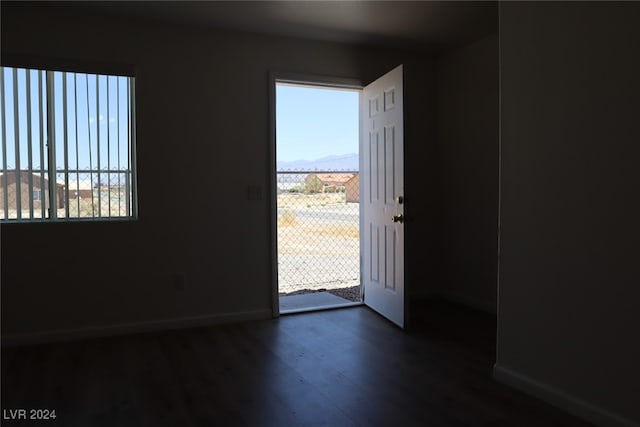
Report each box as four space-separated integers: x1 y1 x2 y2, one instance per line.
1 300 593 426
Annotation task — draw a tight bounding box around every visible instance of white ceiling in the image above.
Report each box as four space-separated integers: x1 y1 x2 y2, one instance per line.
73 1 498 50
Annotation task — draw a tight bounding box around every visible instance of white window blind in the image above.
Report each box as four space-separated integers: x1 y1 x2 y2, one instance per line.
0 66 137 221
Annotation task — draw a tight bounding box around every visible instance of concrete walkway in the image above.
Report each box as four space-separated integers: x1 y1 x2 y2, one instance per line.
279 291 360 314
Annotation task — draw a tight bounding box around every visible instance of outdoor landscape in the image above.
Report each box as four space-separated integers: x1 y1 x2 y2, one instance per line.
276 168 361 302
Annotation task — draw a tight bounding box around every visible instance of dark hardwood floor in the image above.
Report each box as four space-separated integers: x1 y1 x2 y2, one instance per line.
2 300 593 426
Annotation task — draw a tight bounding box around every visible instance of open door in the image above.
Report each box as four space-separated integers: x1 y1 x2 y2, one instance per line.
361 65 405 328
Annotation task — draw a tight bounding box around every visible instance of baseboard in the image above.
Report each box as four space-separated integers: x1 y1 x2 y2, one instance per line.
1 309 272 347
440 292 497 314
494 365 638 427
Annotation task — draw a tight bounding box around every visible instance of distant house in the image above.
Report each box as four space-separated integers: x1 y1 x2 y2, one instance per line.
344 174 360 203
305 173 360 202
64 180 94 200
0 171 66 210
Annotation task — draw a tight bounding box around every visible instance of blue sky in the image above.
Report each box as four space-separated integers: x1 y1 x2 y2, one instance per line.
276 83 359 162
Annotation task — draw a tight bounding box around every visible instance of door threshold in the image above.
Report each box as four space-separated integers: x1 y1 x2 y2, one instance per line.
279 290 361 313
280 300 363 315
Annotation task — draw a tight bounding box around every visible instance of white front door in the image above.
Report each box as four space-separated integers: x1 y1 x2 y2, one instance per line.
361 65 405 328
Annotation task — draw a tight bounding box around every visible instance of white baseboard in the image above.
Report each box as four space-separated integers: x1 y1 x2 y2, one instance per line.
440 292 497 314
494 365 638 427
1 309 272 347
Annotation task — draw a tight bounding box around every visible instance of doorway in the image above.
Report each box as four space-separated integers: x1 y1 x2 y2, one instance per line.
275 82 362 313
271 66 405 327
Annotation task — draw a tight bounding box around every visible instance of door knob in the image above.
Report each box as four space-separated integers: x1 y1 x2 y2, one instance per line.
392 214 404 224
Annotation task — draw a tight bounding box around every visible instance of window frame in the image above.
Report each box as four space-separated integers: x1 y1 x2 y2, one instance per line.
0 59 138 222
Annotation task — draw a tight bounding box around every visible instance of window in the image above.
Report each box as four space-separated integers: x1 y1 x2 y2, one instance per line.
0 66 137 221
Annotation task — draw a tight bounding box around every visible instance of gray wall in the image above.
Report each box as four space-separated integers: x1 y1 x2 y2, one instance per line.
497 3 640 426
435 35 499 313
0 5 438 339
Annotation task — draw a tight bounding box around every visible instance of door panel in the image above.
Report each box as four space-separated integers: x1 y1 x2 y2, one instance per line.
361 65 404 328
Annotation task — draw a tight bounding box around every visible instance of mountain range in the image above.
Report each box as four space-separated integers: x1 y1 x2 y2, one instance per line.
276 153 358 171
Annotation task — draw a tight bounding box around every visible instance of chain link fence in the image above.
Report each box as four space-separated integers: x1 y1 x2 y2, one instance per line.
277 171 361 302
0 169 133 220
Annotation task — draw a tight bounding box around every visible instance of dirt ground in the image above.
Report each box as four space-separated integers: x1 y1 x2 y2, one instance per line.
277 193 360 299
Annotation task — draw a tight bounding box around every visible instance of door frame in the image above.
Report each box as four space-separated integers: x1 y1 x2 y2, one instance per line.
269 72 363 317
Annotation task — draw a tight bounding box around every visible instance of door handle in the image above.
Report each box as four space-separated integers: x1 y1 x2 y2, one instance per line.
392 214 404 224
